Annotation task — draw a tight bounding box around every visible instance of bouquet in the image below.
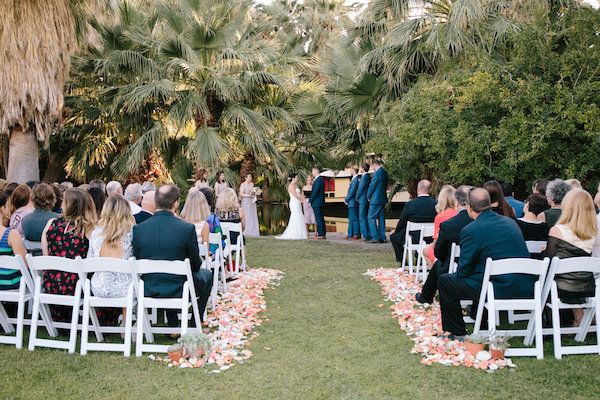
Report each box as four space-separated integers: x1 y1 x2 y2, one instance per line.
251 186 263 203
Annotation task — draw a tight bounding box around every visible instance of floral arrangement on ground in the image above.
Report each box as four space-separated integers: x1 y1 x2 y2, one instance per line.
365 268 516 372
150 268 283 371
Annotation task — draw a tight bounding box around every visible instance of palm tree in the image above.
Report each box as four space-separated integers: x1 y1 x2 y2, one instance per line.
62 0 308 183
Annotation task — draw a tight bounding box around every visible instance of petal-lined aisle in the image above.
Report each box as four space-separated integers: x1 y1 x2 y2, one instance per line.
153 268 283 370
365 268 516 371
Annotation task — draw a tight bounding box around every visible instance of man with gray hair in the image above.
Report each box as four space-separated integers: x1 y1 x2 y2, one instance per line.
124 182 143 215
141 181 156 194
416 185 473 304
541 179 571 227
106 180 123 197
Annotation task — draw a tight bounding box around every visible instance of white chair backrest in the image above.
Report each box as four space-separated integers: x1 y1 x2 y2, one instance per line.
542 257 600 304
221 222 242 234
80 257 134 274
449 243 461 274
526 241 547 254
26 255 83 276
0 255 32 291
199 242 209 258
419 225 435 242
23 240 42 251
134 258 191 277
405 222 434 241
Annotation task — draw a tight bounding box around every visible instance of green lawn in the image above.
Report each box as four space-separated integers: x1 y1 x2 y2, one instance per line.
0 239 599 400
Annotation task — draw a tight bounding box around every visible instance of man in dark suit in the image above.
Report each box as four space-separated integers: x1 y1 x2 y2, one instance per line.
416 185 473 304
367 160 389 243
134 190 155 224
437 188 534 338
132 184 213 326
309 166 326 239
390 180 437 262
356 163 371 241
344 167 361 240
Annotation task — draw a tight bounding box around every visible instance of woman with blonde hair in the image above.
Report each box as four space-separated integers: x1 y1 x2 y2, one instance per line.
88 195 135 298
41 188 97 321
181 190 211 246
424 185 457 266
216 187 245 244
547 189 598 326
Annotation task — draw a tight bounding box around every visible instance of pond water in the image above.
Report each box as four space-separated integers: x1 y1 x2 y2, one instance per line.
257 202 405 236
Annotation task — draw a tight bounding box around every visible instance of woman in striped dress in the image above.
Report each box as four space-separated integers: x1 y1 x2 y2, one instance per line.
0 193 28 290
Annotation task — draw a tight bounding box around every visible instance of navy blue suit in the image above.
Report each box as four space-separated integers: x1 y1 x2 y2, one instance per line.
366 167 389 241
132 210 213 324
309 176 326 237
345 175 360 238
356 172 371 240
438 210 534 335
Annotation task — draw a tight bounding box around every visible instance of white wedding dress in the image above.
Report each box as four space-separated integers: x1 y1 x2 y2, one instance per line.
277 187 308 240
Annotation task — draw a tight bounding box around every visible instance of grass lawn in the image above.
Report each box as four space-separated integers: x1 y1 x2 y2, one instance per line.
0 238 599 399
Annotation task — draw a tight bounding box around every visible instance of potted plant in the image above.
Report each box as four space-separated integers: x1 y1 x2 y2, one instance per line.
488 332 511 360
167 343 184 362
464 334 488 355
178 333 212 360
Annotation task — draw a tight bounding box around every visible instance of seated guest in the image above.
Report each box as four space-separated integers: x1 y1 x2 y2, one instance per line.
565 178 582 189
141 181 156 194
390 179 437 263
0 193 28 290
88 195 134 301
516 194 550 259
532 179 549 197
180 191 210 246
483 180 515 218
135 190 155 224
502 183 524 218
546 189 597 326
200 187 223 254
416 185 472 304
9 184 35 236
22 183 58 251
106 181 123 197
132 184 213 324
41 188 97 321
124 183 143 215
424 185 457 266
437 188 533 339
89 179 106 193
539 179 571 227
51 183 64 214
215 188 245 245
88 187 107 218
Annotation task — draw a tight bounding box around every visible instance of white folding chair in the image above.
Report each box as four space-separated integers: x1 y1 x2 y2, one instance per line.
401 222 434 274
416 225 435 282
474 257 550 359
221 222 247 273
134 258 202 356
27 255 85 353
536 257 600 359
80 257 136 356
526 240 547 255
199 242 218 314
0 255 55 348
448 243 461 274
208 232 227 293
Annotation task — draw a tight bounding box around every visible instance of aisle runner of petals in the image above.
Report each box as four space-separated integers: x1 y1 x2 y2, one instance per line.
153 268 283 370
365 268 516 372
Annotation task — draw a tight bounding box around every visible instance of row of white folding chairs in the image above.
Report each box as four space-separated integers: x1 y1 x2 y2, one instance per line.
0 254 203 357
472 256 600 359
400 222 435 282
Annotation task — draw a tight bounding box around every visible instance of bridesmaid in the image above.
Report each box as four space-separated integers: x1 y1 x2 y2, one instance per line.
214 171 229 198
302 175 316 237
239 174 260 237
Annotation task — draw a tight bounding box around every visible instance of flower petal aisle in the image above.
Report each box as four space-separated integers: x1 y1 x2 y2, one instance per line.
365 268 516 372
152 268 283 370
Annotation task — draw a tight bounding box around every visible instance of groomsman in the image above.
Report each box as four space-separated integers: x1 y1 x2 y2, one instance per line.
356 163 371 241
344 167 361 240
309 166 326 239
367 160 389 243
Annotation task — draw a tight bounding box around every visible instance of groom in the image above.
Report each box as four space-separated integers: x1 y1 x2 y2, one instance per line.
309 166 326 239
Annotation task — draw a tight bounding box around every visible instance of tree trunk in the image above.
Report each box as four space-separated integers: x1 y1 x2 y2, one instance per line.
7 127 40 183
239 153 256 179
42 151 66 183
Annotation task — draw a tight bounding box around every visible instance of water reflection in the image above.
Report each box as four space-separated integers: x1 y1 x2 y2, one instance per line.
258 203 405 236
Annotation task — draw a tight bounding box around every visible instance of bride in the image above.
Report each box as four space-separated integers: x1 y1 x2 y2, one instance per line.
277 173 308 240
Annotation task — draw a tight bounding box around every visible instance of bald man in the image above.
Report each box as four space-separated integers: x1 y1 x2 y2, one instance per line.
135 190 156 224
390 179 437 263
